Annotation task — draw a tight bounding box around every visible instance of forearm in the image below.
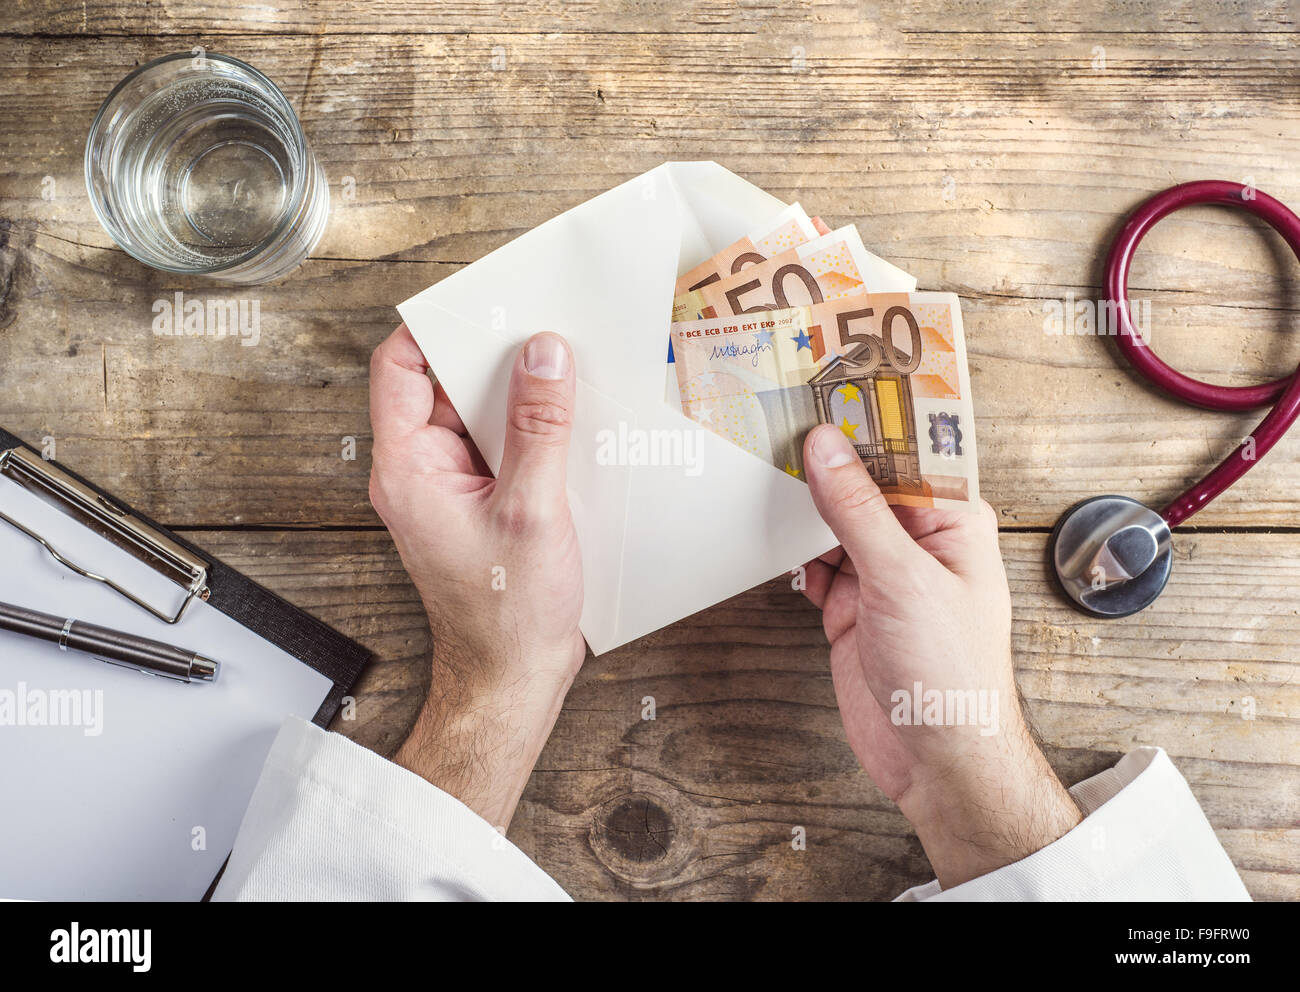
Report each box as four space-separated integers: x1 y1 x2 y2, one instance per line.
896 722 1083 890
394 649 574 831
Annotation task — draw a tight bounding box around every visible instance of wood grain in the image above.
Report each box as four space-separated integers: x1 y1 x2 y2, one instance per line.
192 527 1299 901
5 29 1300 525
4 0 1296 39
8 225 1300 528
1 0 1297 901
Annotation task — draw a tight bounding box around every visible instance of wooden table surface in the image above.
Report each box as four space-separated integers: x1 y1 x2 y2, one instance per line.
2 1 1297 900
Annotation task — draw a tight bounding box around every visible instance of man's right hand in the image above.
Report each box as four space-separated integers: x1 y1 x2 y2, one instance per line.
800 423 1082 889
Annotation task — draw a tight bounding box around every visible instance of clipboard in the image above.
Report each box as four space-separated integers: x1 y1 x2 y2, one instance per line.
0 426 373 900
0 427 369 725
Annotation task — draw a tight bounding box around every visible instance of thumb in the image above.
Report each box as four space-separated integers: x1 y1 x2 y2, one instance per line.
494 332 576 517
803 424 917 575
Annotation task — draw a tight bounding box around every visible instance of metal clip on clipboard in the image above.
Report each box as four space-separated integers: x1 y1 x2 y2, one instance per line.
0 446 209 624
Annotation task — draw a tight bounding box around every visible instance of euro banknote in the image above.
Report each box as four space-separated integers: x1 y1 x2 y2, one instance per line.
670 292 979 510
671 225 917 324
674 203 828 297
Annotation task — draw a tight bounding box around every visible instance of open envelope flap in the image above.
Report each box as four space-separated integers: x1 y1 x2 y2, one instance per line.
399 162 787 407
659 162 789 280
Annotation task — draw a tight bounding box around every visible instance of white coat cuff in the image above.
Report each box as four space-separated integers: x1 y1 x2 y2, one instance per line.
212 715 570 901
895 746 1250 901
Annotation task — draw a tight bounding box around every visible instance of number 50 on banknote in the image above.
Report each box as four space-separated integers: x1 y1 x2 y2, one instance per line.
671 292 980 510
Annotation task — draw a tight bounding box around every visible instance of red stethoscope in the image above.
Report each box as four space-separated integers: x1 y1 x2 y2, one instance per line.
1051 180 1300 617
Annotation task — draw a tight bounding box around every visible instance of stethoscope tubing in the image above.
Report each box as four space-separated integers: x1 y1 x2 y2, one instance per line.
1105 180 1300 528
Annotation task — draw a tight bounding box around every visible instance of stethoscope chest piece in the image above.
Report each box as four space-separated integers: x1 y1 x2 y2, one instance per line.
1049 179 1300 618
1049 495 1173 619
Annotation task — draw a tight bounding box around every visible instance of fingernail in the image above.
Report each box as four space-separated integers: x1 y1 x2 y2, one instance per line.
812 425 855 468
524 334 569 380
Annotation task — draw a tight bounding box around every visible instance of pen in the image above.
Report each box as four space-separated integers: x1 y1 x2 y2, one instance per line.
0 601 219 683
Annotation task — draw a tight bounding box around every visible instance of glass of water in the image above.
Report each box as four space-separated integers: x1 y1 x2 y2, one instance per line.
85 52 329 284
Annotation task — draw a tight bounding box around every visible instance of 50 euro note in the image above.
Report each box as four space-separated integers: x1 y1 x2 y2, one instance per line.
671 292 979 510
670 225 916 324
674 202 829 297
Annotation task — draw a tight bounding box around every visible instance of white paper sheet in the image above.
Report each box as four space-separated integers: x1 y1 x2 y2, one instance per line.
0 474 333 900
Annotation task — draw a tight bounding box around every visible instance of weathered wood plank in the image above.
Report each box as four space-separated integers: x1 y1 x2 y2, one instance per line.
0 233 432 526
4 33 1300 262
191 526 1298 900
4 0 1295 39
3 0 818 36
8 224 1300 528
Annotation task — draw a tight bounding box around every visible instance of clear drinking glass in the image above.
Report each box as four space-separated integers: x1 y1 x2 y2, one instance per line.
85 52 329 284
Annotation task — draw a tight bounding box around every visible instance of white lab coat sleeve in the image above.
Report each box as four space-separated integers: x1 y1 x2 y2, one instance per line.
895 746 1251 901
211 715 570 901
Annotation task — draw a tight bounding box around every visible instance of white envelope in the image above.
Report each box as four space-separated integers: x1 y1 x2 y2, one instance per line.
398 162 916 655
